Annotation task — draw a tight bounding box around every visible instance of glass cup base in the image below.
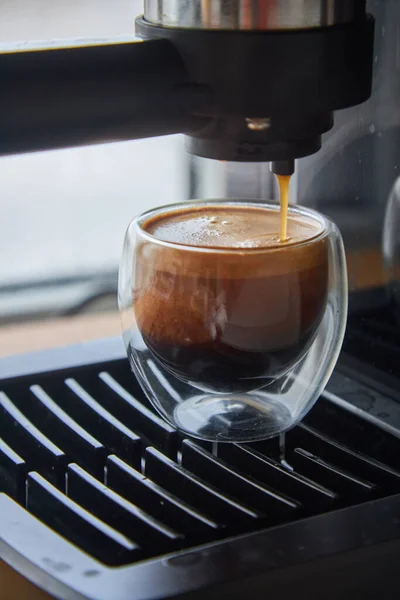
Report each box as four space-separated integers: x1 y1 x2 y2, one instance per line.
173 392 294 443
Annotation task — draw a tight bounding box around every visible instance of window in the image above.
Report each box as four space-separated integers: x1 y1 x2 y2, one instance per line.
0 0 192 355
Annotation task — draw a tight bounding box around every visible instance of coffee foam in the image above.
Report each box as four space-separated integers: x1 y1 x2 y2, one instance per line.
138 206 327 282
144 205 322 249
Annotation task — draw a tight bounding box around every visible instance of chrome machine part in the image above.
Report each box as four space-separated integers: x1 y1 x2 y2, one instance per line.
144 0 366 30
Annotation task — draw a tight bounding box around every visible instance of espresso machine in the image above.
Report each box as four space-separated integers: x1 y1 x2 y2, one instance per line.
0 0 374 171
2 2 400 599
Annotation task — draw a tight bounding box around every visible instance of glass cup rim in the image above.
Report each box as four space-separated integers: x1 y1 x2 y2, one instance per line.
133 199 333 255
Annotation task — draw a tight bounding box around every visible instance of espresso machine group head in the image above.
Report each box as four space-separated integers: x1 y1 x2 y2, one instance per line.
0 0 374 175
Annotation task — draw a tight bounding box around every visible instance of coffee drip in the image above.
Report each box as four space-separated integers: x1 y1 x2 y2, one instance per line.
276 174 291 243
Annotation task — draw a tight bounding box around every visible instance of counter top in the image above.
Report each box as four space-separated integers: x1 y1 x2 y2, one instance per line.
0 561 53 600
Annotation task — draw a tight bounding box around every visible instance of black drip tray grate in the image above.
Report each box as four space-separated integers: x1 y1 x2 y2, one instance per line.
1 358 400 570
341 301 400 400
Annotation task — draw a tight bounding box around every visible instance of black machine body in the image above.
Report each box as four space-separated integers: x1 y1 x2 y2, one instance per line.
0 1 375 175
137 3 374 174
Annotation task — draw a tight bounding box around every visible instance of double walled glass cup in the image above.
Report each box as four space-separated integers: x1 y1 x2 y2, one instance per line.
119 200 347 443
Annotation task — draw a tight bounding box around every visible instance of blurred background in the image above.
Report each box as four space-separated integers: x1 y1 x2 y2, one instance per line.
0 0 286 357
0 0 228 355
0 0 396 361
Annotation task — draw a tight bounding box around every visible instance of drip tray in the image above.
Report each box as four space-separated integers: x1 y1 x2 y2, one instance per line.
1 339 400 599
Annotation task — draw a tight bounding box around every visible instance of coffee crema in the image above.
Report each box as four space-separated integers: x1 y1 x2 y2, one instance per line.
144 204 322 249
134 205 328 393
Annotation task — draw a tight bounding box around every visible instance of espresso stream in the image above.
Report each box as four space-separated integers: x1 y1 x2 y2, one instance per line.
134 200 328 393
277 174 290 242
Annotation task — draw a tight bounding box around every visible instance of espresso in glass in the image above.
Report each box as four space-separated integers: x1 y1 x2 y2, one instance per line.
133 204 329 393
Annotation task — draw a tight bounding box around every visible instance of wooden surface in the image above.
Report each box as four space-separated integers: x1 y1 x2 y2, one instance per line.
346 247 387 290
0 561 53 600
0 311 121 358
